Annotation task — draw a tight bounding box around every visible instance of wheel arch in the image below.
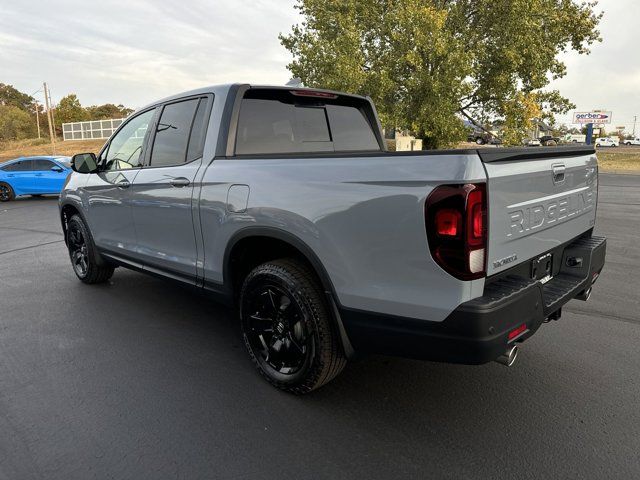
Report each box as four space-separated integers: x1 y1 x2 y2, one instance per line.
60 202 88 246
224 227 355 357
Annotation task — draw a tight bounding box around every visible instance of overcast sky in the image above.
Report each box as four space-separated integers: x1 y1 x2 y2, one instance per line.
1 0 637 131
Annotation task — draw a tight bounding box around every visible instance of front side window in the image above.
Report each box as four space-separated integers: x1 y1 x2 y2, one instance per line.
150 99 200 167
103 109 155 171
32 159 56 171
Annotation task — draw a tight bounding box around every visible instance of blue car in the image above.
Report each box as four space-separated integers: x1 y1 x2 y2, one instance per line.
0 156 72 202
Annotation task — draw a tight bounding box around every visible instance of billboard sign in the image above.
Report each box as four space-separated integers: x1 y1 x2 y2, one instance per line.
572 111 612 124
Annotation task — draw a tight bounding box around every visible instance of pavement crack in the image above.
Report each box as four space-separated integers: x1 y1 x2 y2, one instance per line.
0 240 64 256
565 307 640 326
1 226 64 236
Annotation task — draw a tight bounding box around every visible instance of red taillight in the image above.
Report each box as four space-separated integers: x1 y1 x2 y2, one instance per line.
508 324 528 341
435 209 461 237
468 190 484 242
290 90 338 99
425 183 487 280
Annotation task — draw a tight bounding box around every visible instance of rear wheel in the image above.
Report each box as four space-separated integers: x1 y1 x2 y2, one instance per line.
239 258 346 394
0 182 14 202
67 215 114 284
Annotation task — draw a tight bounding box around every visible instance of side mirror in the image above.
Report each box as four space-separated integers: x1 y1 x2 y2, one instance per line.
71 153 98 174
51 166 64 172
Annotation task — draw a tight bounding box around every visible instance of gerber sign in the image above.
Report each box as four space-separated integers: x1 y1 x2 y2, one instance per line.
573 111 613 124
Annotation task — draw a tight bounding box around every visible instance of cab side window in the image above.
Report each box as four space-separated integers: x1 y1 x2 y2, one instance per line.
103 109 155 171
149 99 200 167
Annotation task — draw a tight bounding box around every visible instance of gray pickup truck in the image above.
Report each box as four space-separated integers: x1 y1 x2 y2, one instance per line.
60 84 606 393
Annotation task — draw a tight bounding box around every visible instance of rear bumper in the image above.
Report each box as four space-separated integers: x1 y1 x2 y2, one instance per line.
340 235 606 364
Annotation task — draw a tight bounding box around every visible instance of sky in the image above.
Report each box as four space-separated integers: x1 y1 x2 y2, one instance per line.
1 0 638 132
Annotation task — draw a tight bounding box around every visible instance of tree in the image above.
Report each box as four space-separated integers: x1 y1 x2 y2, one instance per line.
56 94 89 127
86 103 133 120
0 83 34 112
0 105 37 141
280 0 602 147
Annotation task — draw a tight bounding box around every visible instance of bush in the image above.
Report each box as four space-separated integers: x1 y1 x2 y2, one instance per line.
0 105 36 141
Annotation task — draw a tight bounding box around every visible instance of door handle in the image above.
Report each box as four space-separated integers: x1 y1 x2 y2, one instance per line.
170 177 190 187
117 180 130 189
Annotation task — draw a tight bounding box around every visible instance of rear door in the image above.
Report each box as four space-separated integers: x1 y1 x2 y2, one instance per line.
130 95 211 282
481 148 598 276
2 160 34 194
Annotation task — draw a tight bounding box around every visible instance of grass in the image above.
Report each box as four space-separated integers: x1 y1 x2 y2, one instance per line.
0 138 105 163
594 147 640 173
2 138 639 173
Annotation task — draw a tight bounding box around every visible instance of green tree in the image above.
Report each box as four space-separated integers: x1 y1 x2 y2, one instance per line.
0 105 37 140
0 83 34 112
56 94 88 128
86 103 133 120
280 0 602 147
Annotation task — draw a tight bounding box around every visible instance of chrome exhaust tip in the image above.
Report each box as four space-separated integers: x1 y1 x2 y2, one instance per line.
495 345 519 367
576 287 592 301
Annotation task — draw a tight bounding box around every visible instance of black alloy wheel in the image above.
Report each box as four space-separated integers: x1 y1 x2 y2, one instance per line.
66 215 114 284
240 259 346 393
68 222 90 278
0 183 14 202
245 283 313 376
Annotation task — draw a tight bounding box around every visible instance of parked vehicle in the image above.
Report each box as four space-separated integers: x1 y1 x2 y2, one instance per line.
467 131 502 145
0 156 72 202
595 137 619 147
60 84 606 393
564 134 586 143
525 138 542 147
623 137 640 146
538 135 560 146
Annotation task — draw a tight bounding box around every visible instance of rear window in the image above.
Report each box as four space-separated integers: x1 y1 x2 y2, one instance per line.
235 90 380 155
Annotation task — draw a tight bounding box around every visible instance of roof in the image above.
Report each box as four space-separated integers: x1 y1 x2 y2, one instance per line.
137 83 370 113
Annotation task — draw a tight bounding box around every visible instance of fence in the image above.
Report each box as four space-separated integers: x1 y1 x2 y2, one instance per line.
62 118 125 141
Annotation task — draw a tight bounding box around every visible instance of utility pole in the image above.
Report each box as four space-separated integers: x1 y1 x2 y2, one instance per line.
633 116 637 137
43 82 55 151
48 86 57 141
34 100 41 139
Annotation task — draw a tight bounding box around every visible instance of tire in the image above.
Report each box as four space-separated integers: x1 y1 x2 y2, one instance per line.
239 258 346 394
0 182 15 202
66 214 114 284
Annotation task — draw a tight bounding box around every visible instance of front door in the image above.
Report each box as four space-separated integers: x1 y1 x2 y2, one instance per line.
130 96 210 282
31 158 67 193
83 108 156 260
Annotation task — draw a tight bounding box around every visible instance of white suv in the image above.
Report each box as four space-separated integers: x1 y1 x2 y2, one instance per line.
595 137 619 147
623 138 640 146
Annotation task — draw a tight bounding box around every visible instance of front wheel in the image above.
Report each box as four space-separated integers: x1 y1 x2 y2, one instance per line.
66 215 114 284
239 259 346 394
0 182 15 202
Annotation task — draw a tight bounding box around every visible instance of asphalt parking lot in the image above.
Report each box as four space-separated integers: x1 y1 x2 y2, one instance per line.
1 173 639 479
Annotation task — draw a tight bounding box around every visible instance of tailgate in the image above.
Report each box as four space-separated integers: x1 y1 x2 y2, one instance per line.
480 147 598 276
